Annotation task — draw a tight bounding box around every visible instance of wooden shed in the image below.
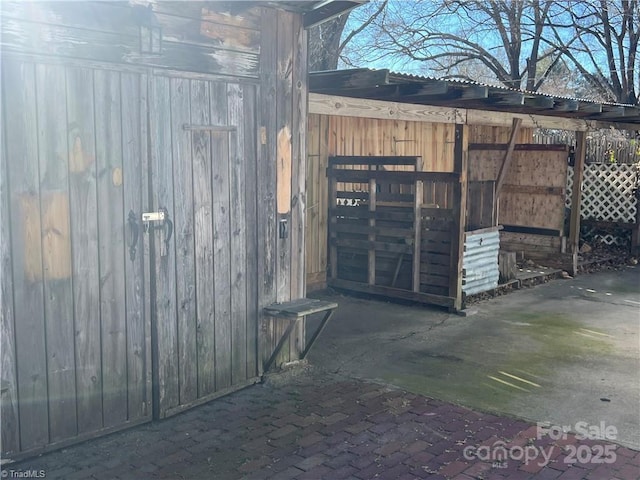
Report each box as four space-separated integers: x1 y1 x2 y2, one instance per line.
0 0 363 459
305 69 640 307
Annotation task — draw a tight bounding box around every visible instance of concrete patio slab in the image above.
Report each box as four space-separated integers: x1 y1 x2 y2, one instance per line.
308 265 640 451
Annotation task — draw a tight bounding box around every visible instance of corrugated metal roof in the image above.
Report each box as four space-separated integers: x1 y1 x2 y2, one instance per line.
309 68 640 125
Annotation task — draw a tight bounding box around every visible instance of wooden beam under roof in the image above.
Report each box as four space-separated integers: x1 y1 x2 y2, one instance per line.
524 95 555 109
308 69 640 126
488 90 525 106
310 82 451 101
309 68 389 90
577 102 603 114
309 92 640 129
595 105 626 118
552 98 579 112
607 105 640 120
459 84 489 100
400 80 449 97
588 105 640 122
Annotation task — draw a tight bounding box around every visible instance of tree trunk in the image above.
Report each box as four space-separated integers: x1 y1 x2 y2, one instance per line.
308 16 350 72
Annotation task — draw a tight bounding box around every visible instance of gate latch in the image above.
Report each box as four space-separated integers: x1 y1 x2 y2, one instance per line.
142 211 165 225
142 209 173 257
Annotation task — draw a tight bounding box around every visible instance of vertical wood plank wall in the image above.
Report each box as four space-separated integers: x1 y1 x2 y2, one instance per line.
1 1 308 456
468 146 568 258
469 125 534 144
148 75 263 418
305 115 533 291
1 59 150 456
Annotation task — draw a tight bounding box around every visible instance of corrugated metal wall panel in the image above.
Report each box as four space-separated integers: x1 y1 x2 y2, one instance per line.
462 229 500 296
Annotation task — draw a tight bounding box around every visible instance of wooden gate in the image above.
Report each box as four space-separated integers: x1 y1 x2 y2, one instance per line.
326 156 463 309
147 74 260 418
1 59 151 456
0 62 263 455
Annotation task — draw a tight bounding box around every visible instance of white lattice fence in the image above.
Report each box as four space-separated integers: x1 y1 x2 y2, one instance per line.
566 164 639 245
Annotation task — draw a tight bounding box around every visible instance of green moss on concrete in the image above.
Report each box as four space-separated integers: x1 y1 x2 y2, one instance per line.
381 311 613 415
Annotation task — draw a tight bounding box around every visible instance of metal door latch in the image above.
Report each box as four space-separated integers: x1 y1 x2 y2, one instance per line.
142 208 173 257
142 211 165 225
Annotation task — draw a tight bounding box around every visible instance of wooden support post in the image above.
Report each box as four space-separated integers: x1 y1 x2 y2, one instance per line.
632 190 640 253
368 178 377 285
495 117 522 197
412 179 423 292
328 172 338 279
450 124 468 311
569 131 587 275
413 156 424 292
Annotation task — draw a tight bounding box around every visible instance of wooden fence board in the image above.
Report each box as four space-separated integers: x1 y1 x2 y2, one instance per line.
257 7 278 371
306 114 320 278
243 85 259 378
290 16 307 355
467 181 496 230
419 273 450 288
66 66 102 434
318 115 330 280
418 263 451 276
190 79 216 398
37 63 78 441
171 77 198 405
333 224 414 238
421 251 451 266
329 156 420 166
276 11 295 363
122 72 149 421
368 179 377 285
228 83 249 384
210 81 233 390
329 169 458 183
95 69 129 427
149 75 179 417
332 238 413 255
0 77 20 456
421 240 452 254
449 124 468 310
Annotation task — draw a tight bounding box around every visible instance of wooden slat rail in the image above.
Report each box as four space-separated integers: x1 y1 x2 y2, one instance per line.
262 298 338 373
328 170 459 183
329 155 420 166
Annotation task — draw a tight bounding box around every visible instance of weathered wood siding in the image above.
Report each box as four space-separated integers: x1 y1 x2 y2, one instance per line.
1 1 261 79
1 59 151 457
469 125 533 144
148 74 263 418
2 1 308 456
305 116 535 290
258 9 308 369
468 145 569 259
306 114 457 291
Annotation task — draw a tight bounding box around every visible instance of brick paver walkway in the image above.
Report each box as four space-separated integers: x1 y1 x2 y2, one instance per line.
3 367 638 479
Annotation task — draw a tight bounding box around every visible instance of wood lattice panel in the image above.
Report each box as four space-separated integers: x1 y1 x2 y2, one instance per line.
566 164 638 222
